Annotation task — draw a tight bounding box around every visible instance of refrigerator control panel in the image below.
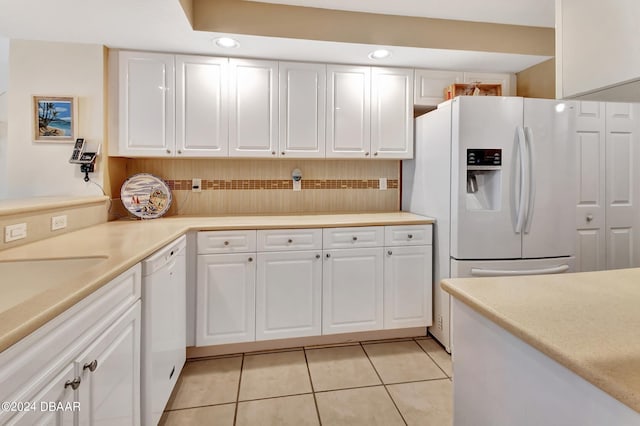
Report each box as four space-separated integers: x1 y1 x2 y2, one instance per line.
467 149 501 166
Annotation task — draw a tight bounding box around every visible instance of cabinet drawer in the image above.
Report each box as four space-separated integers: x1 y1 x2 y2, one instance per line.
385 225 432 246
257 229 322 251
323 227 384 249
197 230 256 254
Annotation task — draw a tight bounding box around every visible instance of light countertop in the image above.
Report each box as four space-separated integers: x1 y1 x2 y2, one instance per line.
0 212 432 353
441 269 640 413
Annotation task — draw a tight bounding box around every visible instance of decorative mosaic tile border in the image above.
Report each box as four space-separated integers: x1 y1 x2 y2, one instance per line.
166 179 399 191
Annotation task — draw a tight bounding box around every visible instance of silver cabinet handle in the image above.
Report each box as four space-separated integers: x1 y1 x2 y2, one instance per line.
325 253 331 258
352 236 358 241
83 360 98 372
64 377 81 390
316 254 321 259
387 250 393 255
248 257 253 262
224 241 229 246
586 214 594 222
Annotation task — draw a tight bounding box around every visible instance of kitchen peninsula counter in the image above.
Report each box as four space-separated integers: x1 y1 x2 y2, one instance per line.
0 212 433 353
442 269 640 424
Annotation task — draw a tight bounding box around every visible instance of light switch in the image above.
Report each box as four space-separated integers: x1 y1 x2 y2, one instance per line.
379 178 387 190
5 223 27 242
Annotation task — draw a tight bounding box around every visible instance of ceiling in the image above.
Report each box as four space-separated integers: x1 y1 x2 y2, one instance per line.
0 0 554 72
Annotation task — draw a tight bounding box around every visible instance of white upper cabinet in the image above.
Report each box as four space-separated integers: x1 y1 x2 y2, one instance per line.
279 62 326 158
326 65 372 158
229 59 279 157
116 51 175 157
175 55 229 157
371 67 414 159
463 71 515 96
414 69 463 106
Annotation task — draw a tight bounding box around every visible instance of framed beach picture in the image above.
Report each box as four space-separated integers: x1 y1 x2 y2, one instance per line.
33 96 77 142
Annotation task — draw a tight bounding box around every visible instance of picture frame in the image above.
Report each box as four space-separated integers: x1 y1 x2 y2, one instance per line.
33 96 77 142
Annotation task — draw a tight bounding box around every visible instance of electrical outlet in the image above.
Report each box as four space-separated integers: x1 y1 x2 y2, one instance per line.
51 215 68 231
437 315 443 331
5 223 27 242
379 178 387 190
192 178 202 192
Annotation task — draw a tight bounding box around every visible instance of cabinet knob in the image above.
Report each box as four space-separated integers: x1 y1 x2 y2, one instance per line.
177 150 182 154
166 149 171 154
352 236 358 241
388 250 393 256
281 152 285 155
326 253 331 258
586 214 594 222
224 241 229 246
83 360 98 372
64 377 81 390
287 239 293 243
374 152 378 156
272 151 276 155
316 254 321 259
365 152 370 156
248 257 253 262
408 234 413 239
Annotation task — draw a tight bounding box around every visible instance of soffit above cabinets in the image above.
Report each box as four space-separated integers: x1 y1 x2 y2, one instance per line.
0 0 552 72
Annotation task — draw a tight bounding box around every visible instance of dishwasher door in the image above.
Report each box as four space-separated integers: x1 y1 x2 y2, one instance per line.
142 235 187 426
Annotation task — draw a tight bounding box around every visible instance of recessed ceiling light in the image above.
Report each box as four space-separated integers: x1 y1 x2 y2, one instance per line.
368 49 391 60
214 37 239 48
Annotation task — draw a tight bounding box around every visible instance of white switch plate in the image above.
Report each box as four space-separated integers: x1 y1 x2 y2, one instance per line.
5 223 27 242
51 215 68 231
192 178 202 192
379 178 387 190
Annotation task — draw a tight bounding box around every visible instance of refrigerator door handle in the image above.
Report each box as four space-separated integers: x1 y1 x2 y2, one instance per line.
523 126 536 234
470 264 570 277
515 126 527 233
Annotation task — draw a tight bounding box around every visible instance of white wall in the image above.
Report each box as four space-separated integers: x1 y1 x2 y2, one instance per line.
0 36 9 198
6 40 105 198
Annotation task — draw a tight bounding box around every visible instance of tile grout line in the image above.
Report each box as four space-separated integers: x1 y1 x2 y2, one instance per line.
303 348 324 426
413 337 451 379
232 353 245 426
360 342 409 426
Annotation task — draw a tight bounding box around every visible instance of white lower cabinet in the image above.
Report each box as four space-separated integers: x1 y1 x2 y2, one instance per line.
196 252 256 345
256 251 322 340
383 245 433 329
0 265 142 426
322 247 384 334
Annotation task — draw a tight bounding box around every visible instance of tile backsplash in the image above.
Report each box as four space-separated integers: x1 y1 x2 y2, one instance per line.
113 159 400 216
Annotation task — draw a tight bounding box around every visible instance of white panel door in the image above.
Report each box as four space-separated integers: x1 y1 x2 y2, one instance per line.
326 65 371 158
229 59 278 157
605 103 639 269
119 51 175 156
522 99 576 258
77 302 141 426
383 245 432 329
463 71 515 96
574 101 606 272
256 251 322 340
414 69 463 106
371 67 414 159
175 55 228 157
279 62 326 158
322 248 383 334
196 253 256 345
450 96 523 260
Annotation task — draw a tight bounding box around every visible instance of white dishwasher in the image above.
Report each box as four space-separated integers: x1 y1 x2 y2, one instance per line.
142 235 187 426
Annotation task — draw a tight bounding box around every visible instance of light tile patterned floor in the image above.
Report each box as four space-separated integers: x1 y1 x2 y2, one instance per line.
160 337 452 426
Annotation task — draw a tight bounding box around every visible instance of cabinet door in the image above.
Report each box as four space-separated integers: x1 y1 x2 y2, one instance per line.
196 253 256 345
7 363 77 426
463 71 515 96
575 101 606 272
371 67 414 159
77 302 141 426
176 55 228 157
229 59 278 158
326 65 371 158
256 251 322 340
279 62 326 158
118 51 175 156
322 248 383 334
384 245 432 329
414 69 463 106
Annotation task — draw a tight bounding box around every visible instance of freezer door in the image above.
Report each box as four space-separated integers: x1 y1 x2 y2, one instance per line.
522 99 576 258
450 257 576 278
451 96 524 260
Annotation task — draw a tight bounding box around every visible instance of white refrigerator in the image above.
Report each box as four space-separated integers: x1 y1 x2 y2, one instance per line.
403 96 576 352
